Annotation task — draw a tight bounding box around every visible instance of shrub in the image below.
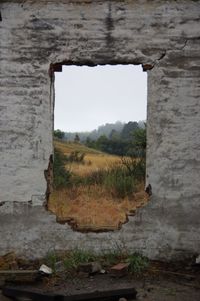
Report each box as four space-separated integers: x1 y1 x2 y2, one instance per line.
63 249 95 271
103 166 136 198
127 253 149 274
83 165 136 198
44 250 58 273
53 148 72 189
121 157 146 182
102 248 126 266
83 169 107 186
66 151 85 164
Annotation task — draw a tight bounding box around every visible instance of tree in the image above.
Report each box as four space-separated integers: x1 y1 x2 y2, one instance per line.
120 121 139 141
74 133 80 143
109 129 120 140
128 126 146 158
54 129 65 140
53 148 71 189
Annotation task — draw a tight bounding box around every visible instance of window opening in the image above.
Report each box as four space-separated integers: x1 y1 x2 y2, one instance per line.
48 65 149 232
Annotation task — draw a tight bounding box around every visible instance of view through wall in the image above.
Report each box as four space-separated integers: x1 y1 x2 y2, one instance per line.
48 65 149 232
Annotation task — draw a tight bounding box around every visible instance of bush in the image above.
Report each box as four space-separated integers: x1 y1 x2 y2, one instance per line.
103 166 136 198
83 165 136 198
64 249 96 271
121 157 145 182
53 148 72 189
54 129 65 140
44 251 58 273
128 253 149 274
83 169 107 186
66 151 85 164
102 248 126 266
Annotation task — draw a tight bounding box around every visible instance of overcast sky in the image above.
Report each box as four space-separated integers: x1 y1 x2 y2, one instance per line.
54 65 147 132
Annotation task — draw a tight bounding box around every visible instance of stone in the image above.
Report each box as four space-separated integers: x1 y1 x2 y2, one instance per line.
77 271 89 278
39 264 52 275
195 255 200 264
54 261 65 273
78 262 102 274
110 263 130 277
0 252 18 270
100 269 106 274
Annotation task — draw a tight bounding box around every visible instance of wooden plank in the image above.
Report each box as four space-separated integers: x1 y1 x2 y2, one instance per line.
3 286 56 301
3 285 137 301
0 270 39 285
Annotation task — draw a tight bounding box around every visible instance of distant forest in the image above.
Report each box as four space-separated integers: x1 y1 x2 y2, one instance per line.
54 120 146 157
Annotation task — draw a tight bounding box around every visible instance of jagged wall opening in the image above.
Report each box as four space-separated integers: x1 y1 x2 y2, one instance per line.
0 0 199 259
47 63 150 232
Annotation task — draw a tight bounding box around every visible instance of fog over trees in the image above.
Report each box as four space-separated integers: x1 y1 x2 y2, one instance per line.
54 120 146 157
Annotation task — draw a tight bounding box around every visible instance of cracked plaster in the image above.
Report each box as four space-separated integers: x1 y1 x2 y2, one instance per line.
0 0 200 259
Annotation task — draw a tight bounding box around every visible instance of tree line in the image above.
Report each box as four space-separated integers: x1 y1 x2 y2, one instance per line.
54 121 146 158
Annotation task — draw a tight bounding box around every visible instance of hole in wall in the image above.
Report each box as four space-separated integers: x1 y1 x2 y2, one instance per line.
47 64 150 232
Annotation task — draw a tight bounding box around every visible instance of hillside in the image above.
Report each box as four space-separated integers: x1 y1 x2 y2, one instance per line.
48 140 149 232
54 139 121 176
63 120 145 142
55 139 103 155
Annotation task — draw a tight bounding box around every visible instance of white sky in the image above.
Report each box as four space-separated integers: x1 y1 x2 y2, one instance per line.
54 65 147 132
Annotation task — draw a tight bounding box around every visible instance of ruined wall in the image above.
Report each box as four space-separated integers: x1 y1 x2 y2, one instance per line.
0 0 200 259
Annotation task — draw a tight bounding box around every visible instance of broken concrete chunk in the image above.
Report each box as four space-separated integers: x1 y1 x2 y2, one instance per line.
110 263 130 277
54 261 65 273
195 254 200 264
0 252 18 270
100 269 106 274
78 262 102 274
39 264 52 275
77 271 89 278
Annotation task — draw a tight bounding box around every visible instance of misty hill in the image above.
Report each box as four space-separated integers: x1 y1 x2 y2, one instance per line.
64 120 145 142
65 121 125 142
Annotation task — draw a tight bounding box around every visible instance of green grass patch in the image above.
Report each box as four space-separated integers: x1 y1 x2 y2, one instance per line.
127 252 149 274
53 148 72 189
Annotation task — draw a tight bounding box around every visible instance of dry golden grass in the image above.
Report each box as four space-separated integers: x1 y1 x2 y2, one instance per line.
48 185 149 231
55 140 102 155
68 153 121 177
49 140 149 231
55 140 121 176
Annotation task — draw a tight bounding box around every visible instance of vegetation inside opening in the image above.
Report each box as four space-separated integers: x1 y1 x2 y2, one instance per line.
48 65 149 232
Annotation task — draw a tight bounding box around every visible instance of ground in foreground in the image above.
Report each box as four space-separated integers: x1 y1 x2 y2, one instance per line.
1 262 200 301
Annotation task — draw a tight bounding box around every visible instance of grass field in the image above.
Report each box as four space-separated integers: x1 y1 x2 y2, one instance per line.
54 140 121 176
48 140 149 231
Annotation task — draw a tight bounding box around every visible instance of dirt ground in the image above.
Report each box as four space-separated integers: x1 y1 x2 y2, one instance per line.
1 262 200 301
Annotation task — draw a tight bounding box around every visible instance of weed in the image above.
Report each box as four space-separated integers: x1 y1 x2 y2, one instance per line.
83 169 107 185
44 250 58 273
83 165 136 198
63 249 96 271
121 157 146 182
43 249 149 277
103 165 136 198
127 252 149 274
101 247 126 266
66 151 85 164
53 148 72 189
